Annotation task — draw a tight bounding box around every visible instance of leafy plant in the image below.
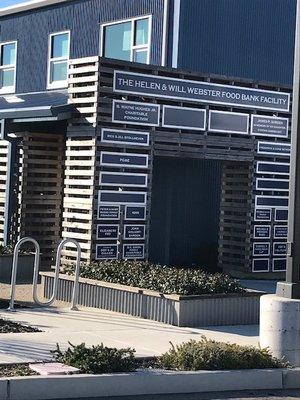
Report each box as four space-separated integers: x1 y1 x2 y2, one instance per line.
63 260 244 296
0 244 30 255
0 244 15 255
51 342 137 374
159 337 289 371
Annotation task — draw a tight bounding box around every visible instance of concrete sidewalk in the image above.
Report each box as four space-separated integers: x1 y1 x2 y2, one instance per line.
0 306 259 364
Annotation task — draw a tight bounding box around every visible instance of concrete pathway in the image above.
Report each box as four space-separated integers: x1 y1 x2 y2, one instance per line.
0 306 259 364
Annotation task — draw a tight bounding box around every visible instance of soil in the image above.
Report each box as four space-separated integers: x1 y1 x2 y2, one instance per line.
0 364 38 377
0 300 40 333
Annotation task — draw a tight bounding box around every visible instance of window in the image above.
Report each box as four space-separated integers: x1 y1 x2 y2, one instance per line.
0 41 17 94
101 16 151 64
47 31 70 89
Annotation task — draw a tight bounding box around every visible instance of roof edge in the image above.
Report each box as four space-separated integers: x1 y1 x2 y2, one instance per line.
0 0 72 17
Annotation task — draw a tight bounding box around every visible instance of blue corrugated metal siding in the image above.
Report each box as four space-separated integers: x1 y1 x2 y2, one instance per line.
177 0 296 85
0 0 164 93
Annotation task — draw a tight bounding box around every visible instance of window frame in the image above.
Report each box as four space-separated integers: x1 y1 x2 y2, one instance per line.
0 40 17 95
100 15 152 64
47 30 71 90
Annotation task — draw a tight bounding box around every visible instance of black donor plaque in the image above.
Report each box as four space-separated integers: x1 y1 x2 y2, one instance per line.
99 190 147 205
275 209 288 221
256 179 289 191
254 225 271 239
96 244 118 260
273 242 287 256
209 111 249 134
98 205 120 220
100 172 147 187
257 142 290 156
101 152 148 169
97 225 119 240
274 225 288 239
253 243 270 256
125 206 146 220
251 115 289 137
124 225 145 240
123 244 145 259
101 128 149 146
273 258 287 272
112 100 160 126
256 162 290 175
114 71 290 112
254 208 271 222
162 105 206 130
255 196 289 209
252 259 269 273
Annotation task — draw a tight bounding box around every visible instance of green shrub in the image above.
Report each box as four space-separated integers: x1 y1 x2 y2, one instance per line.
0 244 30 255
63 260 244 296
159 337 288 371
51 342 137 374
0 244 14 255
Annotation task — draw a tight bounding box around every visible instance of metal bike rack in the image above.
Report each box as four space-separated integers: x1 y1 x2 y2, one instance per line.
8 237 40 311
8 237 81 311
32 238 81 310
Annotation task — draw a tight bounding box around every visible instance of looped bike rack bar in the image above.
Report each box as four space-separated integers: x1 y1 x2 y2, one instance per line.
8 237 40 311
8 237 81 311
32 238 81 310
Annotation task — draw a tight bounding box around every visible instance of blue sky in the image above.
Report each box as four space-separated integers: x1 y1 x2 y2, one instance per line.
1 0 26 7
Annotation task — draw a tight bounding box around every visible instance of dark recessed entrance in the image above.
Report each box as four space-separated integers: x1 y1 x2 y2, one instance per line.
149 157 222 271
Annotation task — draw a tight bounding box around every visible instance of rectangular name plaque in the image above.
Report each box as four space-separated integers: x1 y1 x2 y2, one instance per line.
253 225 271 239
252 258 270 273
124 225 146 240
253 243 270 256
275 209 288 222
255 196 289 209
251 115 289 137
162 105 206 130
273 258 287 272
101 152 149 169
123 244 145 259
125 206 146 220
100 172 148 188
274 225 288 239
257 141 290 156
99 190 147 205
112 100 160 126
101 128 150 146
97 225 119 240
273 242 287 256
114 71 290 112
96 245 118 260
254 208 272 222
256 179 289 191
97 205 120 220
256 162 290 175
208 110 249 134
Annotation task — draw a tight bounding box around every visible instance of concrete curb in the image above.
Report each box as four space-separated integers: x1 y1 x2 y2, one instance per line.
1 368 299 400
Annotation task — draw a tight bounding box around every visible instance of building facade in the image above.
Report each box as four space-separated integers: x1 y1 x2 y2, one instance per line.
0 0 295 277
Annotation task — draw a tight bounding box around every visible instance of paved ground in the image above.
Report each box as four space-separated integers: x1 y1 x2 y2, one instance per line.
53 390 300 399
0 305 259 363
0 280 270 364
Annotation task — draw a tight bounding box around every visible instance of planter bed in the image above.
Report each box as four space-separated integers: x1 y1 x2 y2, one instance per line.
0 254 35 284
41 272 263 327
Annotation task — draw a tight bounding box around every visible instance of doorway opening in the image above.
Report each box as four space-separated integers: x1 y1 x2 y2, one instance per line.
149 157 222 272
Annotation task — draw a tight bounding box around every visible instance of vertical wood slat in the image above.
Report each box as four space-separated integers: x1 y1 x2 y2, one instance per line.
17 133 65 266
0 139 10 244
218 161 253 277
60 57 99 265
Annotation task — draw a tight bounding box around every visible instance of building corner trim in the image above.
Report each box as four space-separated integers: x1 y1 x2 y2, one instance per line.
172 0 181 68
